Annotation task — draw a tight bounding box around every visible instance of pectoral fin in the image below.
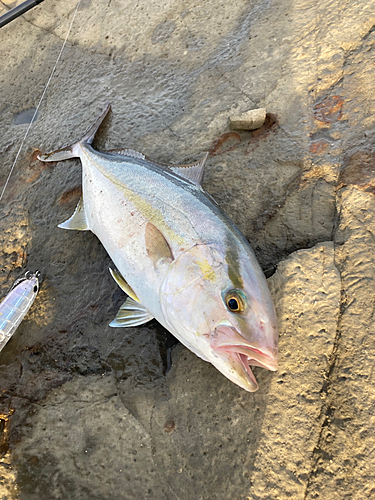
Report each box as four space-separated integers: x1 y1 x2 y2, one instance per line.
58 197 89 230
109 297 154 327
145 222 174 266
109 268 139 303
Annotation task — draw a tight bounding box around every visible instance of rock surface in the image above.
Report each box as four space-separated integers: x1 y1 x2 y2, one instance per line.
0 0 374 498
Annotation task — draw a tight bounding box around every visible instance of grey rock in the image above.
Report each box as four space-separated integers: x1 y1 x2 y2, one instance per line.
0 0 375 498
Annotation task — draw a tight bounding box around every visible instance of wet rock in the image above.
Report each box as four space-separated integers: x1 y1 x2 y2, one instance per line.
13 109 38 126
245 112 279 151
12 375 168 499
313 96 344 124
8 243 340 500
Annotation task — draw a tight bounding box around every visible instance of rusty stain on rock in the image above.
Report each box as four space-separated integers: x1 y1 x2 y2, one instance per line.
0 408 14 455
338 151 375 194
246 113 278 152
29 455 39 465
209 132 241 156
25 150 52 184
163 418 176 433
59 186 82 204
309 139 330 155
0 207 30 279
0 150 55 204
314 96 344 124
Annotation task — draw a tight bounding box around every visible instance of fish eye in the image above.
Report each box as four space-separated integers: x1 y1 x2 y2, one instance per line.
228 298 239 310
33 285 38 293
225 290 246 313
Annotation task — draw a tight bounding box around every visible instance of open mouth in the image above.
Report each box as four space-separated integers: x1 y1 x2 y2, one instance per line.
212 324 278 386
218 342 278 371
236 352 258 386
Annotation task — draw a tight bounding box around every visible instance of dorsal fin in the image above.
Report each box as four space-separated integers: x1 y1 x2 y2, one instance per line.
109 268 140 303
58 197 89 231
170 152 209 186
108 148 146 160
105 148 209 186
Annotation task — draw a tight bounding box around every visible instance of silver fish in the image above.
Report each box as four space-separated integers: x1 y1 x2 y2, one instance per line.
0 271 40 352
38 104 278 392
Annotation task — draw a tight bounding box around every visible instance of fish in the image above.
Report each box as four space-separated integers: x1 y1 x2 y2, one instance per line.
38 104 278 392
0 271 40 352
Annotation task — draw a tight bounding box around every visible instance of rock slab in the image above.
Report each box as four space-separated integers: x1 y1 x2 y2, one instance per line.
0 0 375 498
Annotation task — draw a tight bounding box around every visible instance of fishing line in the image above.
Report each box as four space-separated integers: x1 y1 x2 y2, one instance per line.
0 0 82 203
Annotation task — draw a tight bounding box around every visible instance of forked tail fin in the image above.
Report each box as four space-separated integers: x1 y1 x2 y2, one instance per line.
37 103 111 162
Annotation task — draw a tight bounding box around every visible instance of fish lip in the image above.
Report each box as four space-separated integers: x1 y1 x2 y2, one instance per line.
216 343 278 372
236 352 259 389
212 325 278 373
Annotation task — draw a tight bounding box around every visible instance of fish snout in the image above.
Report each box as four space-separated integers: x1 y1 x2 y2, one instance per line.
211 324 278 372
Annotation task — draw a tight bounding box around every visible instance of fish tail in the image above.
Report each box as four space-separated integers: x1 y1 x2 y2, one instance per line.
38 103 111 162
80 102 111 145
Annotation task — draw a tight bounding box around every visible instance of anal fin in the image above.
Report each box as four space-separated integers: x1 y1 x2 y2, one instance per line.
58 196 89 231
109 297 154 328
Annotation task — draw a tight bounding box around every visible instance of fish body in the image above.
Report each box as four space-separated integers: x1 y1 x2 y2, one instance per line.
0 271 39 351
39 104 278 392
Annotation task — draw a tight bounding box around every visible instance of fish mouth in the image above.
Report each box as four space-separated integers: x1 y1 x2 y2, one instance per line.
212 325 278 389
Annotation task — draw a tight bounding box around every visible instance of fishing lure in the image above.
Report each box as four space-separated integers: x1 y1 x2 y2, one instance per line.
0 271 40 352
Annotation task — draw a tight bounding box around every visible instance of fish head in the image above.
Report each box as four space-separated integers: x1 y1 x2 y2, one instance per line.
160 242 278 392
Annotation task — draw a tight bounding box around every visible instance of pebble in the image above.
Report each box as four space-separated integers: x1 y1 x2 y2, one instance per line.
229 108 266 130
